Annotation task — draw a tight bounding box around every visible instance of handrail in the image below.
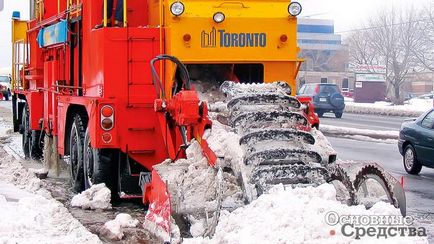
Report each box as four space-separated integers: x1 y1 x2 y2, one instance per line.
123 0 127 27
103 0 107 27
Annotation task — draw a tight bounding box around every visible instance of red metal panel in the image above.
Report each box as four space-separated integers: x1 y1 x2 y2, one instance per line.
27 91 44 131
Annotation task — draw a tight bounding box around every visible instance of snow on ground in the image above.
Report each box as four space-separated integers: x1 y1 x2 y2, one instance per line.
0 104 101 243
320 124 399 140
345 99 432 117
71 183 112 210
100 213 139 240
0 153 101 243
184 183 427 244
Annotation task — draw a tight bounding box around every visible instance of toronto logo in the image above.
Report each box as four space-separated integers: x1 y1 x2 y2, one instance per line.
201 27 266 48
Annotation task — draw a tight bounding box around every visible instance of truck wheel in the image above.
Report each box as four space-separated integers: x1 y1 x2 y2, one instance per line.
316 111 324 117
83 128 119 200
21 104 43 160
403 144 422 175
69 114 86 192
22 104 31 159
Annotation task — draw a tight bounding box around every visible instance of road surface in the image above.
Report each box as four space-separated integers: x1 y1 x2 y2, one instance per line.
321 112 411 131
328 136 434 240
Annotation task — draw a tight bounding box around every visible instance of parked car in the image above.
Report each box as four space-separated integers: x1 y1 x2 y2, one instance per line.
297 83 345 118
0 75 11 101
398 108 434 174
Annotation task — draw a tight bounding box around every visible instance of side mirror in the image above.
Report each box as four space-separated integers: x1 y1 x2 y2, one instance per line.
0 0 4 11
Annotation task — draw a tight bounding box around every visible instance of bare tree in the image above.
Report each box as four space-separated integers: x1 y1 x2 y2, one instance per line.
347 7 422 104
412 2 434 72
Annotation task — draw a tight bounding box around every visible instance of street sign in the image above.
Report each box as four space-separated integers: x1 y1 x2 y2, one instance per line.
356 73 386 82
349 63 387 74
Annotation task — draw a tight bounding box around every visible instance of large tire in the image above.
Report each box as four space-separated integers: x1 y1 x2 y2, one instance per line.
21 104 42 160
403 144 422 175
21 104 30 159
316 111 324 117
69 114 86 192
83 128 119 200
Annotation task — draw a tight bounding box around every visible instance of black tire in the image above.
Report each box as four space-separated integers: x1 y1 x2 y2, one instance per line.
4 93 9 101
334 111 343 118
21 104 43 160
22 104 30 159
316 111 324 117
403 144 422 175
83 128 119 200
69 114 86 192
30 130 43 159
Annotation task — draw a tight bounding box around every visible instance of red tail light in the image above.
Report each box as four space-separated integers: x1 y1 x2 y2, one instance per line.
100 105 114 131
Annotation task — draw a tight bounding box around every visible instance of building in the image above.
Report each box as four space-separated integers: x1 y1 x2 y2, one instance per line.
296 18 353 91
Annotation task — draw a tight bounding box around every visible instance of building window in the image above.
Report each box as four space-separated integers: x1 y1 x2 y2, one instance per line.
342 78 349 88
321 78 328 83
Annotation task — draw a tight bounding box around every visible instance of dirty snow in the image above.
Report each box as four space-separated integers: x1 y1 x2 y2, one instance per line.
0 153 101 243
71 183 112 210
100 213 139 240
345 99 432 117
184 183 427 244
0 103 101 243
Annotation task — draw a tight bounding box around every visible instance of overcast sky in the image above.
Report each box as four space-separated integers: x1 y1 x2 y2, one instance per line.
0 0 431 71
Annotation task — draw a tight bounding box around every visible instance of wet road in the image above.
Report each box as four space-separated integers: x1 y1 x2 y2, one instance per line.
328 136 434 240
321 112 411 131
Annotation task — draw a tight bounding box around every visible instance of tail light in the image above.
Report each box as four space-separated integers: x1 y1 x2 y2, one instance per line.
100 105 114 131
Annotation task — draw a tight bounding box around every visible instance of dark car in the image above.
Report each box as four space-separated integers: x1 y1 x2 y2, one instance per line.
398 108 434 175
297 83 345 118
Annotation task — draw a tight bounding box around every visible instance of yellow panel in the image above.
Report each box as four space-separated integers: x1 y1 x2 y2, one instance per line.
164 0 299 62
12 20 27 42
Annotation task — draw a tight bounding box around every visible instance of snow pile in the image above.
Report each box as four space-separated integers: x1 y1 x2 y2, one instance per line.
184 183 427 244
71 183 112 210
320 124 399 140
100 213 139 240
345 99 432 117
0 185 101 244
0 151 101 243
154 141 244 215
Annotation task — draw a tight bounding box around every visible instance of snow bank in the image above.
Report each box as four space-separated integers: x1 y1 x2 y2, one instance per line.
71 183 112 210
0 153 101 243
184 184 427 244
100 213 139 240
320 124 399 140
345 99 432 117
0 185 101 244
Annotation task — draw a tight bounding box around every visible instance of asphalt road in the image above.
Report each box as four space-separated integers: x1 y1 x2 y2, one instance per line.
328 136 434 240
320 112 411 131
